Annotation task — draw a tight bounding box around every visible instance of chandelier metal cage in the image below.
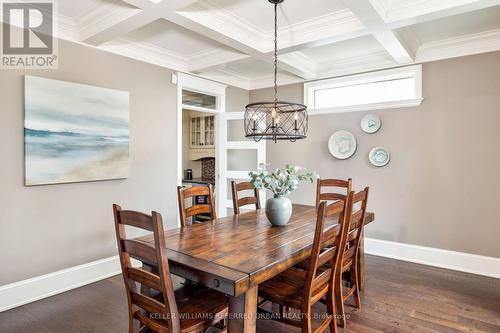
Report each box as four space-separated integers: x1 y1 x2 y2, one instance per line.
244 0 308 143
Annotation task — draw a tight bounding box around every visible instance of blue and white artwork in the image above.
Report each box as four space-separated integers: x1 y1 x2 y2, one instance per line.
328 130 357 160
369 147 391 167
25 76 129 186
360 114 382 134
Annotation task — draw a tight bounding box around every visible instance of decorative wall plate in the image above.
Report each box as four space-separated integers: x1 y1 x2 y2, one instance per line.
369 147 391 167
361 114 382 134
328 130 357 160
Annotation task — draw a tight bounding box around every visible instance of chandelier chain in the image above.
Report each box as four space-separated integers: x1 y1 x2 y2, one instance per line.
274 2 278 103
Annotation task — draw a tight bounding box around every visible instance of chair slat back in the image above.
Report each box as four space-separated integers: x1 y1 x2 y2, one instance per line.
177 184 216 227
302 197 351 308
231 181 261 215
113 204 181 333
339 188 369 264
316 178 352 209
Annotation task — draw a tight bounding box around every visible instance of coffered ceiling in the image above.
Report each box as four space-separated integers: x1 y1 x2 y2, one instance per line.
25 0 500 89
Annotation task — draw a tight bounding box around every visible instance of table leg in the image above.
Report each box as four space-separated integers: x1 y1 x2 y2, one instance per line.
358 231 365 291
228 286 258 333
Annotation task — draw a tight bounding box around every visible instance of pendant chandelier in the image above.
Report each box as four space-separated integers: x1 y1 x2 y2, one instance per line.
244 0 308 143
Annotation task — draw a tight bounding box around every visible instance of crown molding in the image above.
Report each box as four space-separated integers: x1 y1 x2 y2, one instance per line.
396 27 422 57
416 28 500 63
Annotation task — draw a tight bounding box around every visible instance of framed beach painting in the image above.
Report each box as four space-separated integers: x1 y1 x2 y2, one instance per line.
24 76 129 186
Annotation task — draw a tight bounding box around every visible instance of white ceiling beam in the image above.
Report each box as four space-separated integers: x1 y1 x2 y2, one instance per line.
342 0 415 64
82 10 157 46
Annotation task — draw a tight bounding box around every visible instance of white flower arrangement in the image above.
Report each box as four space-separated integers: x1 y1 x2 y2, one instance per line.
249 164 316 197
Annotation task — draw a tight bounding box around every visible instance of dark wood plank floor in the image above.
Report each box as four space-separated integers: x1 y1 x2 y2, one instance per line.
1 255 499 333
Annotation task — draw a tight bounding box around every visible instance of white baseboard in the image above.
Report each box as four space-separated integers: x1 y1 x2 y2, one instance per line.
365 237 500 279
0 256 123 313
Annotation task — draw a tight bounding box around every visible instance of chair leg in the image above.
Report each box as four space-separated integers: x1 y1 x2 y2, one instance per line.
301 306 313 333
326 288 338 333
334 272 346 328
351 263 361 310
129 317 137 333
279 305 285 319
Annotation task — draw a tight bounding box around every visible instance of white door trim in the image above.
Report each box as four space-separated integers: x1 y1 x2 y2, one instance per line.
176 73 227 225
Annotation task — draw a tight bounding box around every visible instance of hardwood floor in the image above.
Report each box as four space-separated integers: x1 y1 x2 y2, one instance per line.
1 255 499 333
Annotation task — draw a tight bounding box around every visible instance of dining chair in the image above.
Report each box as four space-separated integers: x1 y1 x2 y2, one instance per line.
294 177 352 271
113 204 228 333
177 184 216 227
230 180 261 215
316 178 352 209
335 187 369 328
257 197 353 333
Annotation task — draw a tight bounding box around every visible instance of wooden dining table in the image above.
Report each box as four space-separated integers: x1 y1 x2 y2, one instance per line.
136 204 375 333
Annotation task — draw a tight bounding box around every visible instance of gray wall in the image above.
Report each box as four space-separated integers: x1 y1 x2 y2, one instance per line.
250 51 500 258
227 86 249 112
0 39 247 285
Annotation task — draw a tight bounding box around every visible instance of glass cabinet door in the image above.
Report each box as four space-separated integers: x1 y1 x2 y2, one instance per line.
191 117 202 146
205 116 215 146
190 115 215 148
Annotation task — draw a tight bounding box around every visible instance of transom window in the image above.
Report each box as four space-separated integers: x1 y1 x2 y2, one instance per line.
304 65 423 114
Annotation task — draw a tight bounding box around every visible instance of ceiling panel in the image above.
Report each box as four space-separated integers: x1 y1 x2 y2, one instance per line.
198 0 348 31
57 0 136 20
407 5 500 43
123 19 231 55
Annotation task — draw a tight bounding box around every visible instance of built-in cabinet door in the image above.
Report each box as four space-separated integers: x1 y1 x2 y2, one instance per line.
190 115 215 148
190 117 202 147
204 116 215 146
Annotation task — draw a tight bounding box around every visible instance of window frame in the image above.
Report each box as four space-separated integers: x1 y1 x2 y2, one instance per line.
304 65 423 115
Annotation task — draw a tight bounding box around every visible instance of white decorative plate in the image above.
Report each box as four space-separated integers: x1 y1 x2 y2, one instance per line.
328 130 357 160
361 114 382 134
369 147 391 167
